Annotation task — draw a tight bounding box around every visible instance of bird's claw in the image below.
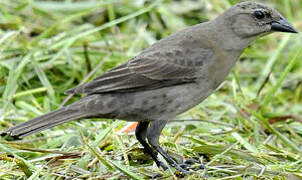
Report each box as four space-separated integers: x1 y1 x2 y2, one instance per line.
173 163 192 175
183 158 200 165
177 158 205 172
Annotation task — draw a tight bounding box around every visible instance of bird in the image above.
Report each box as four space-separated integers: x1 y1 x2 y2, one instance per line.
1 1 297 173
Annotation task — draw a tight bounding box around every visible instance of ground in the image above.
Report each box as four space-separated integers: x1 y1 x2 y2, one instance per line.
0 0 302 179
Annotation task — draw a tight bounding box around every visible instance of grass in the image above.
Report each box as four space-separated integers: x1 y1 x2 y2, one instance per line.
0 0 302 179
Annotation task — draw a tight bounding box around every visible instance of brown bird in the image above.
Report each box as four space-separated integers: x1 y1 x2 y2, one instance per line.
1 1 297 173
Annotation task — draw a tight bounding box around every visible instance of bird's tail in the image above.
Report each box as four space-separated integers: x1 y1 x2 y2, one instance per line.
1 97 94 139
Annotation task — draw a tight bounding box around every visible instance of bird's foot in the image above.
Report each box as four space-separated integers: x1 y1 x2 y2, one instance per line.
175 166 191 175
156 159 193 175
172 158 205 177
155 158 192 175
179 158 205 171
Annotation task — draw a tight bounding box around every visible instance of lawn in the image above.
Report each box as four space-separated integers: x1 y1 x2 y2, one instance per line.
0 0 302 179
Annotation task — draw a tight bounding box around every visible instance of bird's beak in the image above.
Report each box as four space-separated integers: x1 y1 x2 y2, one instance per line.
271 18 298 33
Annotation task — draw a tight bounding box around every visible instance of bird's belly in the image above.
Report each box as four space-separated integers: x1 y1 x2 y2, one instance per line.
107 80 215 121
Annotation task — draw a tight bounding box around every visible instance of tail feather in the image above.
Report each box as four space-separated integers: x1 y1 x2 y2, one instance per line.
2 105 88 139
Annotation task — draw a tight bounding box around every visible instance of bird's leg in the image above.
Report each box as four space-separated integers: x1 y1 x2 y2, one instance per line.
135 121 168 170
147 120 190 174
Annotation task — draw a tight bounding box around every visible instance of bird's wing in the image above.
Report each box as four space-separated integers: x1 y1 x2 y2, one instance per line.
66 49 212 94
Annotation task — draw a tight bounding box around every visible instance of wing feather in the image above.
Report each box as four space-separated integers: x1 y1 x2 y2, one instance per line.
66 48 212 94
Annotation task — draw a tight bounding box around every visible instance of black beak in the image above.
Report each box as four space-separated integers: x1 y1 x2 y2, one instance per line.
271 18 298 33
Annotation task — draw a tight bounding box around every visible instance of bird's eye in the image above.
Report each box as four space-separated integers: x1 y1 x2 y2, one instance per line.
253 11 265 19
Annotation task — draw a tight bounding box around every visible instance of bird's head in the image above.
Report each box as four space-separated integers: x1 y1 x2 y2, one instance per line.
221 1 298 38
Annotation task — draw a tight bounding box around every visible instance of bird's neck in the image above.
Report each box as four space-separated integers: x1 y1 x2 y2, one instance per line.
210 17 256 52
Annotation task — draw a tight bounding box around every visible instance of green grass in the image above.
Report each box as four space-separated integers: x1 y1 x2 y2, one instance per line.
0 0 302 179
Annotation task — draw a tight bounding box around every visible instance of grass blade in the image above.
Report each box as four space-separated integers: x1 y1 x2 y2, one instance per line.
262 47 302 107
109 160 143 180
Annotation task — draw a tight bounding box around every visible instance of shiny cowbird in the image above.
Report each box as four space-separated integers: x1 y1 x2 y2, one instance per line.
1 1 297 173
